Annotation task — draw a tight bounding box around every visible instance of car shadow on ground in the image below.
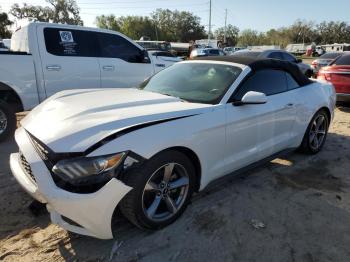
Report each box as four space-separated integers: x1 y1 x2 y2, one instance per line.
55 131 350 261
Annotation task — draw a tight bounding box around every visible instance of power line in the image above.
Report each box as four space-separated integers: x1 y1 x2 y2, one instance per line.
77 0 206 5
79 2 209 10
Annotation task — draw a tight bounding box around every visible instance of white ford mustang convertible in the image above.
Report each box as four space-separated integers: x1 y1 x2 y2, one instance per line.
10 57 336 239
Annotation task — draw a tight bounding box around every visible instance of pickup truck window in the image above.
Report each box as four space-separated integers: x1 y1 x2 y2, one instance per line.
44 28 95 57
96 32 145 63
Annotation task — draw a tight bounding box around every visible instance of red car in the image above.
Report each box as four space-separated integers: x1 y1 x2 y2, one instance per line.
317 53 350 102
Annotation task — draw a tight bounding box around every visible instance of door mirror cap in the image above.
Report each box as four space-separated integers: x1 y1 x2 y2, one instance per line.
233 91 267 106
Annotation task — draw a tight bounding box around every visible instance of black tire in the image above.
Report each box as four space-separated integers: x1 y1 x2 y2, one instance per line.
299 109 329 154
0 100 16 142
119 150 196 230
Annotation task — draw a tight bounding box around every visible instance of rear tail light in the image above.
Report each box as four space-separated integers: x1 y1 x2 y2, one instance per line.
317 71 331 81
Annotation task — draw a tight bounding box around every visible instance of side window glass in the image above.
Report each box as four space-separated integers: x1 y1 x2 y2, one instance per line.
282 53 296 62
97 32 144 63
44 28 94 57
235 69 288 100
268 52 283 60
209 49 219 55
285 72 300 90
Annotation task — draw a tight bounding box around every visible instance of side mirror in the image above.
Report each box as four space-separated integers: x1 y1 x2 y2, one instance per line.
296 58 302 63
233 91 267 106
142 49 151 63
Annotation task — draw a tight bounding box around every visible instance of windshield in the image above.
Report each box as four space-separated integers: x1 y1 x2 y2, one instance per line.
320 52 341 59
139 63 242 104
331 54 350 65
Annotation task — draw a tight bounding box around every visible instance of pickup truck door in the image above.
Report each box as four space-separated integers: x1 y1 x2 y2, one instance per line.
37 26 100 98
96 32 154 89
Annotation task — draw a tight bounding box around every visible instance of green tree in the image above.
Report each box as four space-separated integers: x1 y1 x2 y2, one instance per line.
316 21 350 44
0 11 13 38
237 29 261 46
151 9 206 42
10 0 83 25
95 14 122 32
214 24 239 46
96 9 206 42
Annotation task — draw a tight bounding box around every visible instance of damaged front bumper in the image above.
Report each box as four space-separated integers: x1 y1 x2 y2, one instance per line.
10 127 132 239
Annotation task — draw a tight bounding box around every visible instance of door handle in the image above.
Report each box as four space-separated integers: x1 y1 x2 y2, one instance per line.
155 63 165 67
46 65 61 71
102 65 115 71
285 103 294 108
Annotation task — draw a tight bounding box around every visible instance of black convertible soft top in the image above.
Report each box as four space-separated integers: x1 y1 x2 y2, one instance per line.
193 56 312 86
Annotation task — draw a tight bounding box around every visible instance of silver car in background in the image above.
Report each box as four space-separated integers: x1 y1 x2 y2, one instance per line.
233 49 313 77
190 48 225 58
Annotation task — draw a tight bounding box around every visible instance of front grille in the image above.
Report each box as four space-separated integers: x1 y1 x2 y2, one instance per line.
19 152 36 182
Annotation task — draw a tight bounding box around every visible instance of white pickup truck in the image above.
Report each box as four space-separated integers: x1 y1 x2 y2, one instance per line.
0 22 180 141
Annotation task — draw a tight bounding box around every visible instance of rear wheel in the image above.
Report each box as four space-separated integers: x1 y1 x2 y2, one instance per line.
299 109 329 154
119 150 196 229
0 100 16 142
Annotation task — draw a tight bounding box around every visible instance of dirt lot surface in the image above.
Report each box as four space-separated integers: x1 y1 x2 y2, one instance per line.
1 106 350 262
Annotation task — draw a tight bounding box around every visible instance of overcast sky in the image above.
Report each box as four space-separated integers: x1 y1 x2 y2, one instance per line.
1 0 349 31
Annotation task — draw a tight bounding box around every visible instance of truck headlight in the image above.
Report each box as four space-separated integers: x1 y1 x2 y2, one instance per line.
52 153 125 180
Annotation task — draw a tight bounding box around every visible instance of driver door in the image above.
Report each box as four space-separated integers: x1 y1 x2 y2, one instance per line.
224 69 295 172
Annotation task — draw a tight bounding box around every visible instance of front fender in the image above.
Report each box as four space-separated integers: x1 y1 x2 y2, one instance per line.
88 107 227 190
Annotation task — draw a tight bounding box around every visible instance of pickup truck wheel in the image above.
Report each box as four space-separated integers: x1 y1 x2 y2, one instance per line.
0 100 16 142
119 150 195 230
299 109 329 154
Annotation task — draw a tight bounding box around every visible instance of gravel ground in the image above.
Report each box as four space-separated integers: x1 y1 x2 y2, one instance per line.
1 106 350 262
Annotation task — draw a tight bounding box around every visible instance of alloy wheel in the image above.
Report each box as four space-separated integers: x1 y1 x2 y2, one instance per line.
0 109 8 136
142 162 190 222
309 114 326 151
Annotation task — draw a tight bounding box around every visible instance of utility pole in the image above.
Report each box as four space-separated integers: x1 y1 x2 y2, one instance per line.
208 0 212 43
224 8 227 44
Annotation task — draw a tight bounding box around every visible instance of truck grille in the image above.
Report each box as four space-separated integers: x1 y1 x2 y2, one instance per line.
19 152 36 182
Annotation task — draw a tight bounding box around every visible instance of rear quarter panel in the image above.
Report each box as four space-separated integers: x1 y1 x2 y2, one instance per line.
291 80 335 146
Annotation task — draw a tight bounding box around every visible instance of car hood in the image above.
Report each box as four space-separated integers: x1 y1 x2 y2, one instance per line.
21 88 212 153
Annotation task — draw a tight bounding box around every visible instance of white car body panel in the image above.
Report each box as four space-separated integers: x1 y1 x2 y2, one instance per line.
10 59 336 239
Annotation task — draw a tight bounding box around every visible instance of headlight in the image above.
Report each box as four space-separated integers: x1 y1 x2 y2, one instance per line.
52 153 125 180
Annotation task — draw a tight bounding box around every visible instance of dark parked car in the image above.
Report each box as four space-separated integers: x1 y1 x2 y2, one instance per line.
233 49 313 77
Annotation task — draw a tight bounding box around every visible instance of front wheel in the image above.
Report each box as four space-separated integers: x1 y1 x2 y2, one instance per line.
299 109 329 154
119 150 196 229
0 100 16 142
